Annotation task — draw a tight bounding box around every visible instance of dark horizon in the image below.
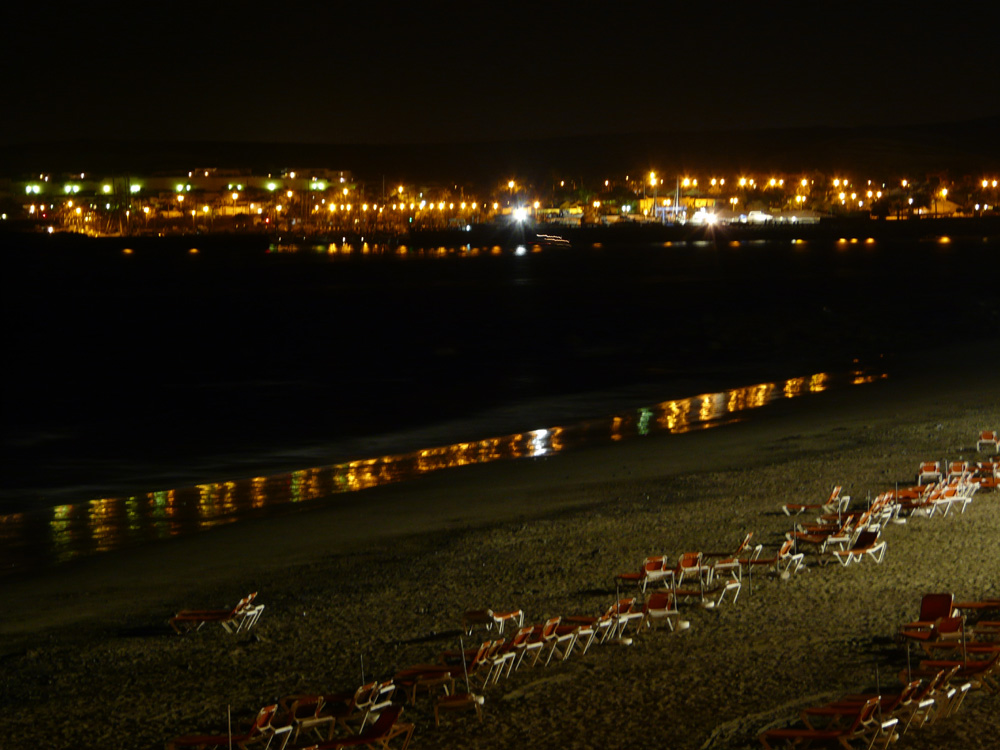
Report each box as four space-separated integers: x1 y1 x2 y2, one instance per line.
3 116 999 185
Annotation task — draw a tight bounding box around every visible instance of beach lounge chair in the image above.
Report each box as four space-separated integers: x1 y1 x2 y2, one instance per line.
167 704 291 750
603 598 645 642
434 692 483 727
832 530 886 566
393 666 454 705
741 541 803 576
615 555 672 592
515 619 560 668
703 532 754 583
946 461 969 481
787 517 856 555
276 695 335 743
704 566 742 608
831 681 929 736
918 461 943 485
505 625 544 669
899 593 956 642
461 607 524 635
313 683 383 737
916 651 1000 694
169 592 264 635
758 696 898 750
303 704 414 750
641 590 689 632
439 640 507 687
782 486 847 516
972 461 999 489
674 551 711 587
543 621 583 665
978 429 999 452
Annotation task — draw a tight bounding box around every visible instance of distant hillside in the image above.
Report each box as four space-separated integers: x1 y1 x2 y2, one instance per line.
2 118 997 186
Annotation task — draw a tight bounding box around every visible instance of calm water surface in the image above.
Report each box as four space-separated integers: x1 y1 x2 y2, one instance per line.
2 231 997 572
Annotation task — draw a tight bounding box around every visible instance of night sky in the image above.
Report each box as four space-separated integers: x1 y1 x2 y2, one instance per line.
2 2 997 147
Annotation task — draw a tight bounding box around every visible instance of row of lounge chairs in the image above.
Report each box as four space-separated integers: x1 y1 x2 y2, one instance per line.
167 680 413 750
165 433 996 748
759 594 1000 748
779 446 999 570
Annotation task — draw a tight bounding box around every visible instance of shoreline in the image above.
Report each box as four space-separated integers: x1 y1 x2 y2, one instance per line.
2 341 998 749
4 214 1000 251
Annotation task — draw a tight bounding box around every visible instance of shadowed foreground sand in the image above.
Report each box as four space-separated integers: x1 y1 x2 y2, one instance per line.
2 345 998 750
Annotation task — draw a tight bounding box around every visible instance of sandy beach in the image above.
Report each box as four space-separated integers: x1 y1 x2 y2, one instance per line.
2 342 998 750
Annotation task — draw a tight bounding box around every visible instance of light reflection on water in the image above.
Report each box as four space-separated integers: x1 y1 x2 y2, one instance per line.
0 368 883 573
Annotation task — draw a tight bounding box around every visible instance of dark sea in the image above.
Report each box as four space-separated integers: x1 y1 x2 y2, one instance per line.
2 227 998 570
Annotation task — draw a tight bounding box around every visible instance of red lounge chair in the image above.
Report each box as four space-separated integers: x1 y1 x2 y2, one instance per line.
978 429 999 452
830 681 929 736
311 682 382 737
917 461 943 485
303 705 414 750
276 695 335 743
169 592 264 635
641 590 689 632
740 540 803 576
782 486 846 516
434 692 483 726
615 555 672 592
167 704 291 750
832 530 886 566
759 696 898 750
916 651 1000 694
461 607 524 635
899 593 956 642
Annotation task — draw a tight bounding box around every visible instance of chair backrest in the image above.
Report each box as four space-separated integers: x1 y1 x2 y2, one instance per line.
350 681 378 710
645 590 674 612
609 598 637 616
677 552 701 569
733 532 753 555
289 695 324 721
851 530 879 550
919 593 954 621
894 680 921 709
356 704 403 740
539 618 561 638
643 555 669 574
510 626 533 646
250 704 278 734
848 697 881 732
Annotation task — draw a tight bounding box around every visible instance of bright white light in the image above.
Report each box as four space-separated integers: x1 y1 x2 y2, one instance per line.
513 207 528 222
515 245 527 256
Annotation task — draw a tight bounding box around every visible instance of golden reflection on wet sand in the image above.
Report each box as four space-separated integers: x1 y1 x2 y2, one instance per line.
0 369 885 572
